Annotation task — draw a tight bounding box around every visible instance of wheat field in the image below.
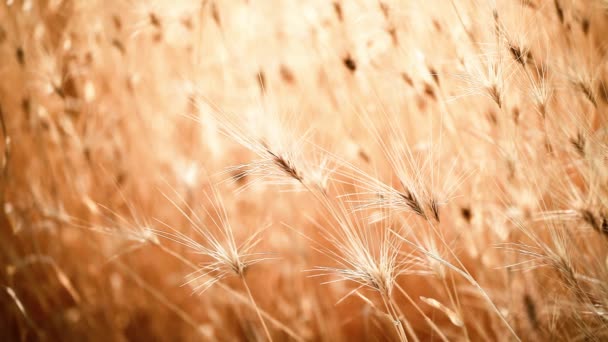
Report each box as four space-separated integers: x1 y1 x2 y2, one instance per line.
0 0 607 341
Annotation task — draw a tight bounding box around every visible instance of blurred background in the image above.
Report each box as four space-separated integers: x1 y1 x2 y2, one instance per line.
1 0 607 341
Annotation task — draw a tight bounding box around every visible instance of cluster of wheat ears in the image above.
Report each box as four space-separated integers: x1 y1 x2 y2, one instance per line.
0 0 607 341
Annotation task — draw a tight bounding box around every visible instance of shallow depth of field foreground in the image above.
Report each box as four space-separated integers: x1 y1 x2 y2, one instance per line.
1 0 608 341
